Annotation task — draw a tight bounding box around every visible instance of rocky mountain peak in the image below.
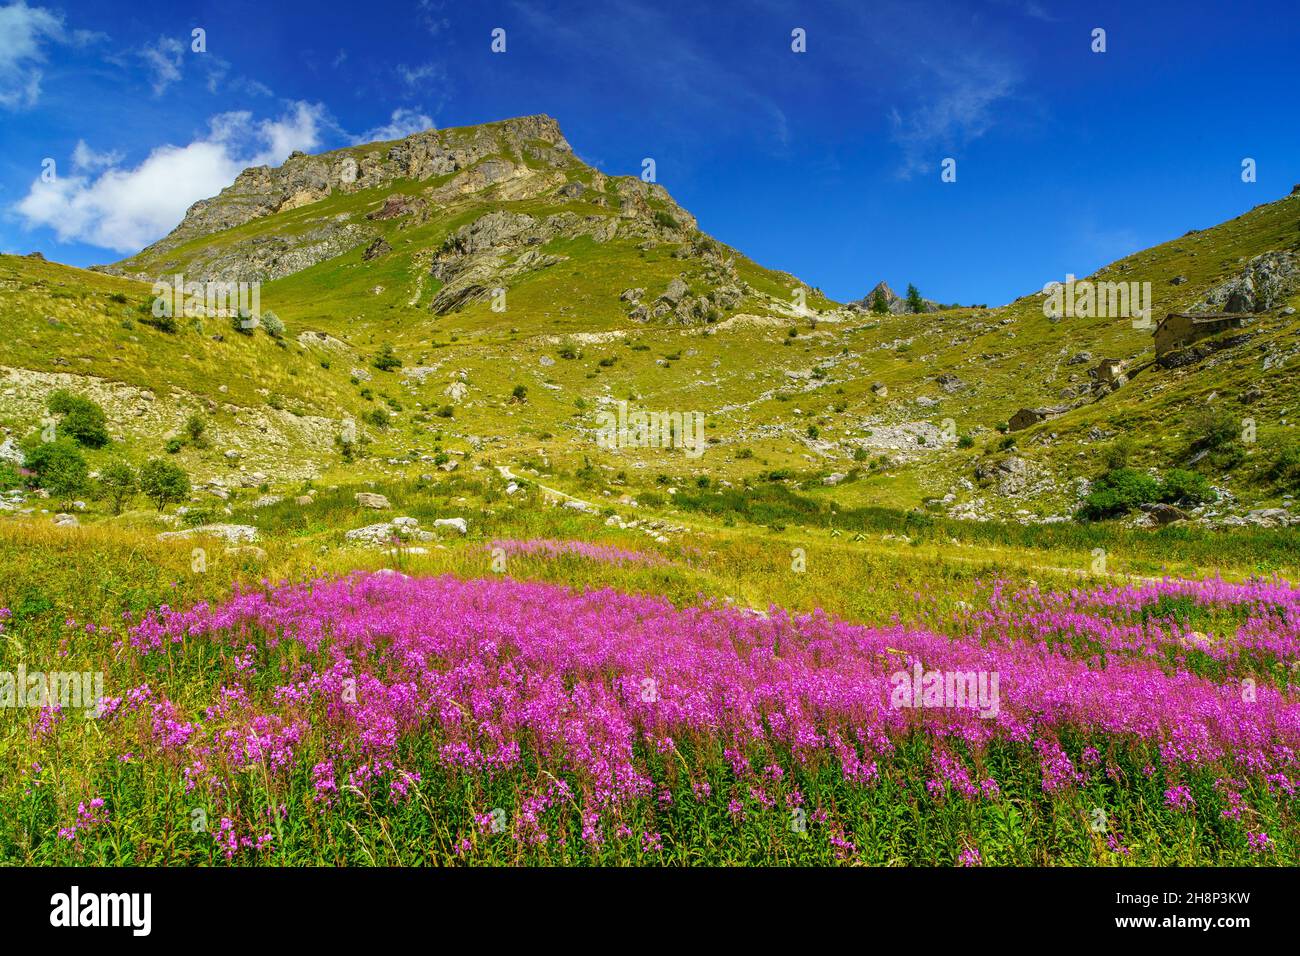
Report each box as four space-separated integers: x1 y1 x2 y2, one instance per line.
852 280 940 315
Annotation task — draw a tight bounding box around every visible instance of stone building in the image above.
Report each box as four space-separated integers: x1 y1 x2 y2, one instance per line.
1152 312 1248 357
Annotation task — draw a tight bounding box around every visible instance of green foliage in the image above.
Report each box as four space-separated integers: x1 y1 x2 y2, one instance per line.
869 289 889 315
137 310 178 333
363 408 390 429
24 439 88 507
652 210 679 230
1078 468 1162 520
1159 468 1216 507
1103 436 1134 471
97 460 138 515
184 414 207 446
260 309 285 338
905 283 924 314
1189 407 1240 451
511 384 528 403
1265 440 1300 492
139 458 190 512
47 390 109 448
372 342 402 371
0 462 21 490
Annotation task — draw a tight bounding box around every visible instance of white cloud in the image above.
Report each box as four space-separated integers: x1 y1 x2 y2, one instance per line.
397 61 444 88
140 35 184 95
417 1 449 36
71 139 123 171
888 57 1018 179
356 107 434 144
0 0 66 108
15 101 330 253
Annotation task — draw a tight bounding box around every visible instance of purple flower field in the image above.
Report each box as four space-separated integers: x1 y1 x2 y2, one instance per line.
19 569 1288 864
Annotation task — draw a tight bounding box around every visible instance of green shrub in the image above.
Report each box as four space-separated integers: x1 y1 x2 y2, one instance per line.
1079 468 1161 520
373 343 402 371
0 462 21 490
1265 441 1300 491
1159 468 1216 506
1189 407 1239 452
165 437 185 454
47 390 109 448
137 311 178 333
184 414 207 446
1103 436 1134 470
24 439 88 508
260 310 285 338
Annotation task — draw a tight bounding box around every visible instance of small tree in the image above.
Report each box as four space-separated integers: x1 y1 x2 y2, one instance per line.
139 459 190 512
511 384 528 403
184 413 208 447
25 439 88 509
48 390 110 448
869 289 889 315
905 283 925 314
373 342 402 371
260 310 285 338
98 460 138 515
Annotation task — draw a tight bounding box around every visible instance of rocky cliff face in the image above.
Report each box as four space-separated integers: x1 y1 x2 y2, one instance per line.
104 115 579 280
102 114 705 288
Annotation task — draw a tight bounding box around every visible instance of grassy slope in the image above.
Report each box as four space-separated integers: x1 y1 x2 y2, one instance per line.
2 143 1299 523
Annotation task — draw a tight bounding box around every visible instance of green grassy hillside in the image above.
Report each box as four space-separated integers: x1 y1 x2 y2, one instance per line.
2 118 1298 535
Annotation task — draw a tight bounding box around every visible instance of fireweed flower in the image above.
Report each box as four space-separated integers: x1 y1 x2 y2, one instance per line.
98 569 1300 858
1246 831 1271 853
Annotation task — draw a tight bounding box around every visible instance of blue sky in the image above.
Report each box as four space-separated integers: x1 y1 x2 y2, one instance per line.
1 0 1297 306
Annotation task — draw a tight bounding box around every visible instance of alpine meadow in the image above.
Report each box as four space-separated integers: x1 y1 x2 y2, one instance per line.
1 0 1298 907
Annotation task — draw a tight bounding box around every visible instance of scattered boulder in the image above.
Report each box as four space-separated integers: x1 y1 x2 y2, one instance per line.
362 237 392 261
355 492 391 510
158 524 259 544
346 517 434 546
226 545 268 562
659 277 688 305
1245 508 1292 528
433 517 468 535
0 438 24 466
1143 503 1188 525
53 513 79 528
